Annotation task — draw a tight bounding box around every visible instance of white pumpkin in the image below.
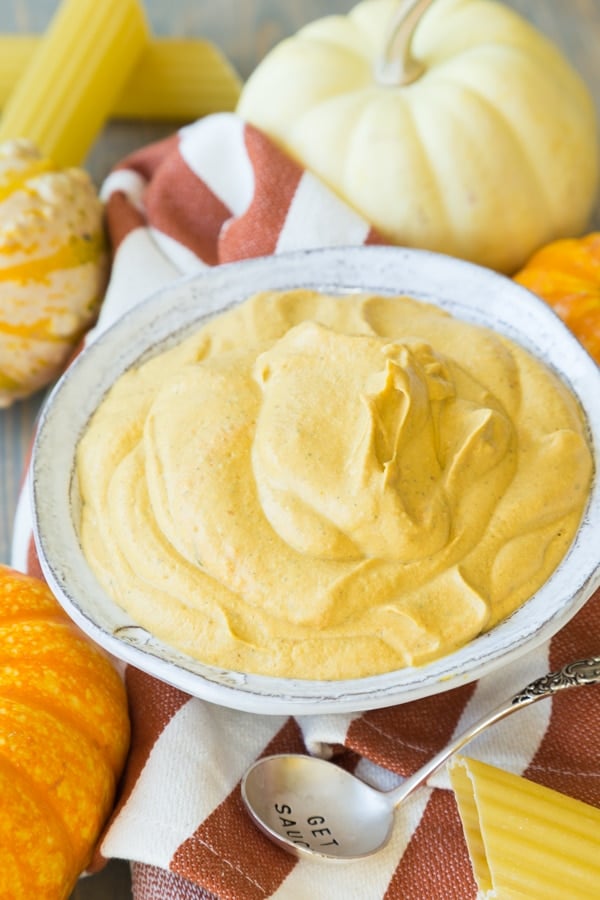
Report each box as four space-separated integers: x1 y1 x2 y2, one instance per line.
237 0 599 273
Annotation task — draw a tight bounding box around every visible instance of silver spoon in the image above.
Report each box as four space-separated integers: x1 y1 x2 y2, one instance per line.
241 655 600 861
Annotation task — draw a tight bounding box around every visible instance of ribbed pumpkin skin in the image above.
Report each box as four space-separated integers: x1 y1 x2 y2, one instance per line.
515 232 600 365
0 139 108 407
0 566 130 900
237 0 599 274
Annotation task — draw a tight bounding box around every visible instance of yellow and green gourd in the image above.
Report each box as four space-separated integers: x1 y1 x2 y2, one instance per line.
0 138 107 407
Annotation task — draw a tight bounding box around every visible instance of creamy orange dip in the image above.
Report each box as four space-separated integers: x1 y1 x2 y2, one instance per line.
76 290 592 679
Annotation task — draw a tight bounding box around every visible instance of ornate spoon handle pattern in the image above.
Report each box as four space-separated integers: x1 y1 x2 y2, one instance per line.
512 656 600 704
389 654 600 806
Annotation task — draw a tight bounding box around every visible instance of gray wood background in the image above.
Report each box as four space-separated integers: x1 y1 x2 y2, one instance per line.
0 2 598 897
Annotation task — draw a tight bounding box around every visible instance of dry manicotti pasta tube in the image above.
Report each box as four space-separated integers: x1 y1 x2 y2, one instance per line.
449 756 600 899
0 0 149 166
0 36 242 123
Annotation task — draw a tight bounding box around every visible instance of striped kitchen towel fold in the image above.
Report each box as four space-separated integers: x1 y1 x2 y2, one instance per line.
12 112 600 900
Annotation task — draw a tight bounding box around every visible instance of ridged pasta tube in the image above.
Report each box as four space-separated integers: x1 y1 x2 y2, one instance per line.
0 0 149 166
0 36 242 124
450 756 600 899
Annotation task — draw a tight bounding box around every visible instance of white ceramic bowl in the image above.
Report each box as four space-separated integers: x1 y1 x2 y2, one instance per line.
32 246 600 715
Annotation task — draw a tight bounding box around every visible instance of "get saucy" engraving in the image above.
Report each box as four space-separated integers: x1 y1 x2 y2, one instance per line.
274 803 340 849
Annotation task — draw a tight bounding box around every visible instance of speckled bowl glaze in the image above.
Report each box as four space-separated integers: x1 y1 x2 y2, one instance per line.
32 246 600 714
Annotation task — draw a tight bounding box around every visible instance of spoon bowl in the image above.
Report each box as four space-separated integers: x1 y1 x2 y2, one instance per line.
241 655 600 860
242 754 394 860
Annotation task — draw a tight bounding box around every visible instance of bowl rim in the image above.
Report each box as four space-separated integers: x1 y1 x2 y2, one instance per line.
32 245 600 715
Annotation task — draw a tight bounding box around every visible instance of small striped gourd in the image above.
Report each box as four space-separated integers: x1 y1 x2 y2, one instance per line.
0 139 107 407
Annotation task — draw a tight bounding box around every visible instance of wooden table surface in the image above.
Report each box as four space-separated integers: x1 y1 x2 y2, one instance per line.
0 2 599 898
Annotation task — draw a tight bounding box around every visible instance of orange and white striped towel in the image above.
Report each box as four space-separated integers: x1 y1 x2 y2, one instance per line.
12 113 600 900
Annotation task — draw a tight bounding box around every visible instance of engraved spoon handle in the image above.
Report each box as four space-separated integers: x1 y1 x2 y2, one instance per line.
388 655 600 808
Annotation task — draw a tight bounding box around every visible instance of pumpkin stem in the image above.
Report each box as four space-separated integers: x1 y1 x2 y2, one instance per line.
375 0 435 86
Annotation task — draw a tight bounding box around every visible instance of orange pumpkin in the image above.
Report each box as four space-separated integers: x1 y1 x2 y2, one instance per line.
514 232 600 364
0 565 130 900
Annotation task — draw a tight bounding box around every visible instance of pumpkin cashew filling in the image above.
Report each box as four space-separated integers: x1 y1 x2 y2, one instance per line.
76 289 592 679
